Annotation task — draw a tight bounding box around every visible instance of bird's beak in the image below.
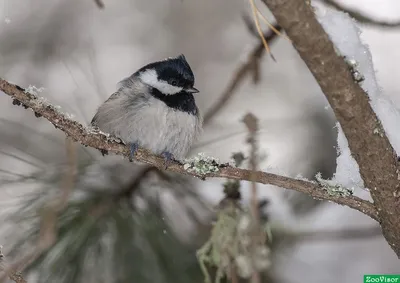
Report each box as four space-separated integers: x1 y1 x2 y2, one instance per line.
185 87 199 94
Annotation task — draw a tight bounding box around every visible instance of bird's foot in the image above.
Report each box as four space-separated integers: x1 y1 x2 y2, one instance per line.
99 149 108 156
128 142 139 162
161 151 175 169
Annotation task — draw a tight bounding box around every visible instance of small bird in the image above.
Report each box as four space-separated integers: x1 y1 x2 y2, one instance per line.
91 54 202 166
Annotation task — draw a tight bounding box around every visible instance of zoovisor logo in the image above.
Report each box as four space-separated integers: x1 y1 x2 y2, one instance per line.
364 275 400 283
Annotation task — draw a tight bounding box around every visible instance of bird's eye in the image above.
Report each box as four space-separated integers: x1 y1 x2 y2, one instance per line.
170 80 178 86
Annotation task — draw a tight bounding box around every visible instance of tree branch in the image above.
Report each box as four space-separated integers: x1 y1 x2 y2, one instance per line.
280 225 383 242
0 78 378 220
260 0 400 257
203 25 281 125
322 0 400 28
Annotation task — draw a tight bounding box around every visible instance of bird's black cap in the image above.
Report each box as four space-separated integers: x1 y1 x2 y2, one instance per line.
139 54 195 89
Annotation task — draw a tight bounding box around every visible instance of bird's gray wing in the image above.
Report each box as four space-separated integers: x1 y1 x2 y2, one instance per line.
90 88 151 142
90 91 123 125
116 72 138 90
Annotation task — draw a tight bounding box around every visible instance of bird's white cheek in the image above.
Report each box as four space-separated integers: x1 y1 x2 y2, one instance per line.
154 80 183 95
139 69 182 95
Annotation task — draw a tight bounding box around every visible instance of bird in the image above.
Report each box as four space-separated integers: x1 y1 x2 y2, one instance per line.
91 54 202 167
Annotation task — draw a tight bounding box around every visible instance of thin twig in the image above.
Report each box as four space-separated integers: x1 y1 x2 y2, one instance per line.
283 225 383 242
229 263 239 283
36 138 76 251
243 114 261 226
243 113 262 283
322 0 400 28
93 0 104 9
203 25 281 125
0 78 378 221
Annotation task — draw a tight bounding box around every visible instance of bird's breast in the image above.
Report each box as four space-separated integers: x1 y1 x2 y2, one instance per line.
132 97 201 159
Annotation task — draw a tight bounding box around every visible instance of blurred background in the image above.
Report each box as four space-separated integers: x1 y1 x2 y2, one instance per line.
0 0 399 282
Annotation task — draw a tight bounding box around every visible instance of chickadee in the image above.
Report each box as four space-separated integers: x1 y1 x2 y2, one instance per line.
91 54 202 165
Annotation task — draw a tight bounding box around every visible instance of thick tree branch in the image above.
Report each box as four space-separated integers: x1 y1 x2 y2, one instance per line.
260 0 400 256
0 78 378 220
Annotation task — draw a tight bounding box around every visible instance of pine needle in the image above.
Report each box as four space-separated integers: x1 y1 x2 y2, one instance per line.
254 4 291 41
248 0 291 61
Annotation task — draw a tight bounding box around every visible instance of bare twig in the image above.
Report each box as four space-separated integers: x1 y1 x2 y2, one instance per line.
203 25 281 125
36 138 76 251
243 113 262 283
93 0 104 9
284 226 383 242
322 0 400 28
59 138 77 210
0 78 378 221
261 0 400 257
243 114 261 225
229 264 239 283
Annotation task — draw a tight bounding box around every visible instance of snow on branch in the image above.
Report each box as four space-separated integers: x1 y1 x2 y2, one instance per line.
0 78 378 220
260 0 400 257
316 7 400 190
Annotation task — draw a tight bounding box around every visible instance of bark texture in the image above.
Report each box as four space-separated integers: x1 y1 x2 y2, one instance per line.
261 0 400 256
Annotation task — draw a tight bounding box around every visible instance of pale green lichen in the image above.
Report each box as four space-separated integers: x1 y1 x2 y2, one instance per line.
373 127 384 137
324 184 354 197
196 204 271 283
315 172 354 197
373 120 385 137
183 153 219 175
